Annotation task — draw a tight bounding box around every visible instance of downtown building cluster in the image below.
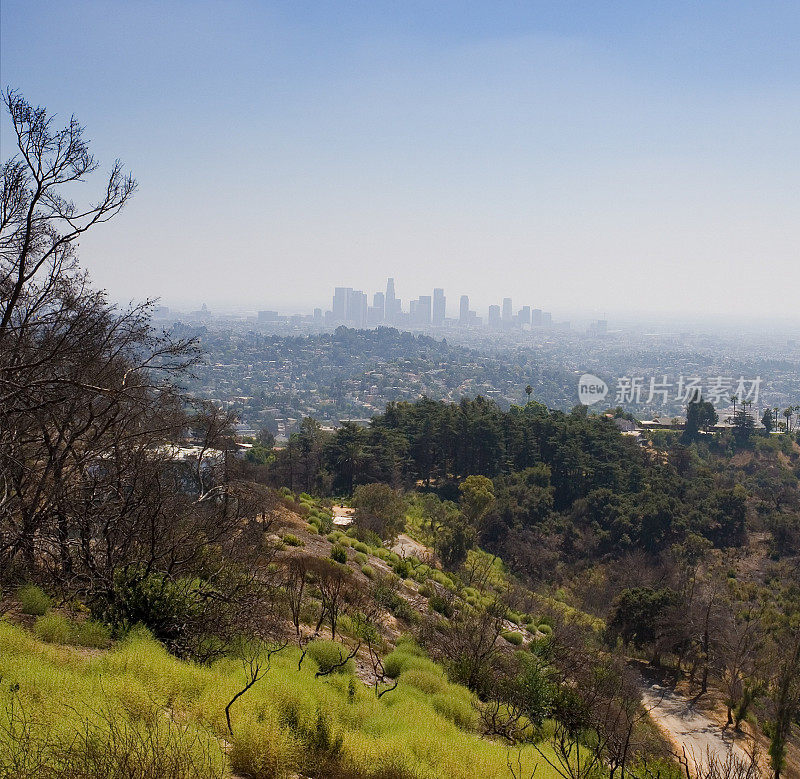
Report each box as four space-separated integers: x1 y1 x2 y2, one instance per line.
323 278 554 330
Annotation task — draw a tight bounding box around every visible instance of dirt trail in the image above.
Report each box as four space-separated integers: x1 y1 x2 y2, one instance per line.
391 533 429 559
639 676 755 771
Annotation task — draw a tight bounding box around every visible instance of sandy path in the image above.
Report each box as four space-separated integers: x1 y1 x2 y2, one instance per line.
639 677 754 771
391 533 429 559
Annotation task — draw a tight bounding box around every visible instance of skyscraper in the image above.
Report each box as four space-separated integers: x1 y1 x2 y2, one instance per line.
502 298 512 322
385 278 396 323
432 288 446 326
417 295 432 325
459 295 469 325
373 291 385 321
346 290 367 327
488 305 501 326
333 287 350 321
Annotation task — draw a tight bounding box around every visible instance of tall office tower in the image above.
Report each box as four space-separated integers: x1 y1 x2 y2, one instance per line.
518 306 531 326
502 297 512 322
459 295 470 324
488 305 501 326
409 299 418 320
358 291 368 327
348 290 367 327
417 295 432 325
333 287 350 321
432 288 446 326
542 311 552 327
385 278 396 323
373 291 385 321
345 288 356 321
313 308 322 321
532 308 543 326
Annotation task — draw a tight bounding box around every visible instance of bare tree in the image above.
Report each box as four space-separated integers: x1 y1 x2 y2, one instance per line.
675 746 762 779
0 91 198 584
0 89 135 336
430 598 506 690
713 601 764 728
283 552 313 638
765 625 800 779
224 636 288 736
315 558 353 640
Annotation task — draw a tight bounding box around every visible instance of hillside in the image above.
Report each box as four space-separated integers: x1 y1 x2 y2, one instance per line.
177 325 576 436
0 622 556 779
1 490 672 779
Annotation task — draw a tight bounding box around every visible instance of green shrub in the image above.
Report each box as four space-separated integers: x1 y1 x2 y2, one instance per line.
413 565 432 583
432 691 478 730
395 635 426 656
428 594 452 617
2 702 226 778
401 668 448 695
34 612 113 648
34 613 73 643
392 598 418 623
354 552 367 565
361 564 375 579
537 623 553 635
431 570 455 589
298 710 344 767
230 714 299 779
383 651 411 678
305 640 355 675
393 559 411 579
282 533 305 547
18 584 51 615
352 541 370 554
95 568 225 660
75 619 112 648
348 526 383 548
502 630 524 646
383 643 433 678
307 524 319 534
330 545 348 564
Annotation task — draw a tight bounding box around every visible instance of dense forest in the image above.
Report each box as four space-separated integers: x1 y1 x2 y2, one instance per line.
265 396 790 565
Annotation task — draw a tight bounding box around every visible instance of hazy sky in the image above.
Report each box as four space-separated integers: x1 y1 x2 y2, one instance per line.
2 1 799 319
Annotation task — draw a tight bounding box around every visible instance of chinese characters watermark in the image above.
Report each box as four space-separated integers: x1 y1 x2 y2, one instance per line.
577 374 761 407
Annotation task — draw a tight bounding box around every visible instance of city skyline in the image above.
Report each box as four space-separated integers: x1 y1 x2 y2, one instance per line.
318 278 557 330
2 2 798 321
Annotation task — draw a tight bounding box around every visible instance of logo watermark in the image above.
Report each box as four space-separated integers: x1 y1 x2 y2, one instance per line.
577 375 762 407
578 374 609 406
